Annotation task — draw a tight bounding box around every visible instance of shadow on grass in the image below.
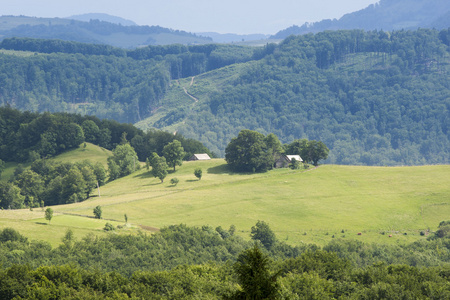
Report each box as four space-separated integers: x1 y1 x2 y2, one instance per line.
134 172 153 179
207 164 253 176
35 222 48 225
145 182 163 187
185 179 198 182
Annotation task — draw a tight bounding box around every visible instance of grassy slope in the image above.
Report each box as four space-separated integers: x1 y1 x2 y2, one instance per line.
0 142 112 183
0 143 115 246
2 154 448 247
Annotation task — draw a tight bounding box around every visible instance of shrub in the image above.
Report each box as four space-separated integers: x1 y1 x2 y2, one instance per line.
104 222 115 231
93 205 102 219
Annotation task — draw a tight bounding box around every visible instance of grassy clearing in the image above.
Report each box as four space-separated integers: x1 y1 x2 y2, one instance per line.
1 156 448 247
32 161 449 247
0 143 111 183
51 142 112 167
0 209 130 247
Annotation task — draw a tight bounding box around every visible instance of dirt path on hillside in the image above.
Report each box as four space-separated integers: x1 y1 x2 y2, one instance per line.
182 77 198 102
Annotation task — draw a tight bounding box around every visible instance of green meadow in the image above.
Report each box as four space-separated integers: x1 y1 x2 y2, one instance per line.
1 146 449 247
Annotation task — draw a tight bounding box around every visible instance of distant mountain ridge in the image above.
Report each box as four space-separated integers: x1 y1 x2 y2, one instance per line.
0 15 212 47
273 0 450 39
67 13 137 26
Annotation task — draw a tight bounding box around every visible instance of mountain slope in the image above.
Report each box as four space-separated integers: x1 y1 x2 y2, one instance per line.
0 29 449 166
273 0 450 39
137 29 450 165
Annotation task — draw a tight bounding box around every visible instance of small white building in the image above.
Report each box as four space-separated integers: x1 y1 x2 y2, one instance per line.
189 153 211 161
275 154 303 168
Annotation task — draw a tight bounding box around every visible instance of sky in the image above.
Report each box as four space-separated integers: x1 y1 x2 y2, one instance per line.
2 0 379 34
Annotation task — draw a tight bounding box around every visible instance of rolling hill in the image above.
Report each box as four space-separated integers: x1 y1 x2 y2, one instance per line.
1 149 449 247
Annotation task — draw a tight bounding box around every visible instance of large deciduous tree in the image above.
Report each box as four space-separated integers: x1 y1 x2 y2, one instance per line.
250 220 277 250
150 153 168 183
225 130 273 172
107 143 139 181
163 140 185 171
306 140 329 166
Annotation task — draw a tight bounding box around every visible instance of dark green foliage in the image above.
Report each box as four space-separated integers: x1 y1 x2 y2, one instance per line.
103 223 115 231
0 228 27 243
107 143 139 181
305 140 329 166
93 205 102 219
289 158 301 170
194 168 202 180
0 159 4 179
150 153 168 183
0 182 24 209
250 221 277 250
45 208 53 223
225 130 274 173
0 223 450 299
162 140 185 171
231 244 281 299
434 221 450 239
170 177 179 186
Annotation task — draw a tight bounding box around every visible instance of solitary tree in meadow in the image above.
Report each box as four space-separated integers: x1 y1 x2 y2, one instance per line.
45 208 53 224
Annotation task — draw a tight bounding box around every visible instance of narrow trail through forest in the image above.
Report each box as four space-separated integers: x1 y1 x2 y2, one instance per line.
180 77 198 102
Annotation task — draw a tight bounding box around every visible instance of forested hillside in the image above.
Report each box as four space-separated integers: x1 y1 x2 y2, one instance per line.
1 29 449 165
157 29 450 165
273 0 450 39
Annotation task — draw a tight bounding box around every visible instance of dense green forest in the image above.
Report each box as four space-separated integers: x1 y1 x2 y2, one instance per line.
1 29 449 165
1 222 450 299
176 29 450 165
0 39 254 123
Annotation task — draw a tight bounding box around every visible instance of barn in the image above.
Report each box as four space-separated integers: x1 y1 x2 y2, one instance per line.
189 153 211 161
275 155 303 168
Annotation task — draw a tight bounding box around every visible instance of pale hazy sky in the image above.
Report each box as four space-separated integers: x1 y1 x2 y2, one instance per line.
2 0 379 34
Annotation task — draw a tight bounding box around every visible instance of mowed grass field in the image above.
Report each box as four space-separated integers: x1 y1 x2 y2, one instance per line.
2 150 448 247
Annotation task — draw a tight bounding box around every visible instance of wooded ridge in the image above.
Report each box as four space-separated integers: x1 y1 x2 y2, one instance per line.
0 28 449 165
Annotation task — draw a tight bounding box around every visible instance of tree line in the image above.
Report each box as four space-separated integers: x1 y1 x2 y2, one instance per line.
0 220 450 299
0 107 212 164
0 159 106 209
